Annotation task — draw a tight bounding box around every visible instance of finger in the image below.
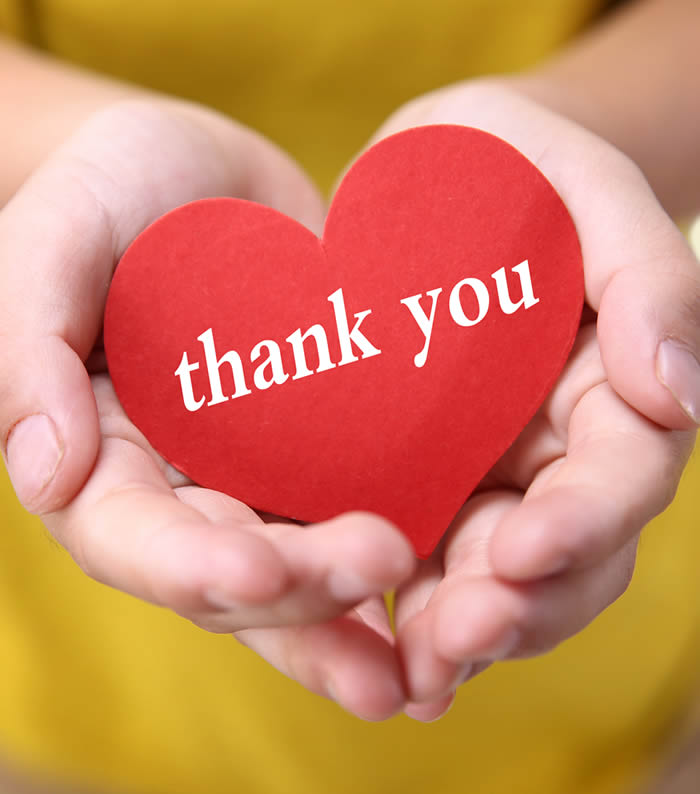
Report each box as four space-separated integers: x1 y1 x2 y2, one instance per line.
354 597 457 722
393 555 444 630
0 338 100 514
186 509 416 630
433 540 638 664
491 324 601 489
398 609 470 704
49 375 415 627
49 444 414 628
47 432 291 613
395 492 510 702
402 664 492 721
399 485 635 700
398 492 636 688
598 258 700 430
0 98 325 514
51 432 413 625
371 81 700 430
236 615 406 721
350 595 397 644
392 556 466 704
490 382 694 580
403 693 456 723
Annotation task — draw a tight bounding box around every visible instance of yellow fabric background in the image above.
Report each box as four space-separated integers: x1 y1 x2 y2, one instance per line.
1 1 700 793
4 0 604 192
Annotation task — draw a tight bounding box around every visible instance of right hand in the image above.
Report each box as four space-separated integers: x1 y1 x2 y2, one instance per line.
0 100 415 720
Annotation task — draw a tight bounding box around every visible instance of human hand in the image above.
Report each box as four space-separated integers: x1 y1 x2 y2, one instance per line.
0 100 416 720
355 81 700 721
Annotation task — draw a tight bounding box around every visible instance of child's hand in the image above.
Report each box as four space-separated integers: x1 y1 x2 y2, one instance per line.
0 100 416 721
359 81 700 721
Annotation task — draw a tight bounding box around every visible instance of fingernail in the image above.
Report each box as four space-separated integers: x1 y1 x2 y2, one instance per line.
327 570 370 601
657 339 700 424
5 414 63 511
422 695 457 723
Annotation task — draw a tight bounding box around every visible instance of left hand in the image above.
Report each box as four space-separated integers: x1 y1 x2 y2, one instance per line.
0 100 415 723
346 80 699 721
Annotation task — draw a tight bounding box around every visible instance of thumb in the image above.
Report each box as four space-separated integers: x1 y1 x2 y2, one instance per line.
1 339 99 514
0 99 325 514
597 247 700 430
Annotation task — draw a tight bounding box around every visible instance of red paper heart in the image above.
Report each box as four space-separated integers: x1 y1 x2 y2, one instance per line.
104 125 583 558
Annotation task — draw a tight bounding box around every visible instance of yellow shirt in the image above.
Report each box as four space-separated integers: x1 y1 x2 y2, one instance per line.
2 2 700 793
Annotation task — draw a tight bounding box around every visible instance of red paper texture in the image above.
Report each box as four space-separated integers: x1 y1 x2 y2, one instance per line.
104 125 583 558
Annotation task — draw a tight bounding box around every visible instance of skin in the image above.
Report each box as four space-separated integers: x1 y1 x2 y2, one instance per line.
0 0 699 738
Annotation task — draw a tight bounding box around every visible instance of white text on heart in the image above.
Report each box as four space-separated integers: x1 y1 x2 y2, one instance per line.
174 260 539 411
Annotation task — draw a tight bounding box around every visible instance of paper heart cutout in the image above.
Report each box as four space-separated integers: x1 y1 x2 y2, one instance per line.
104 125 583 558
